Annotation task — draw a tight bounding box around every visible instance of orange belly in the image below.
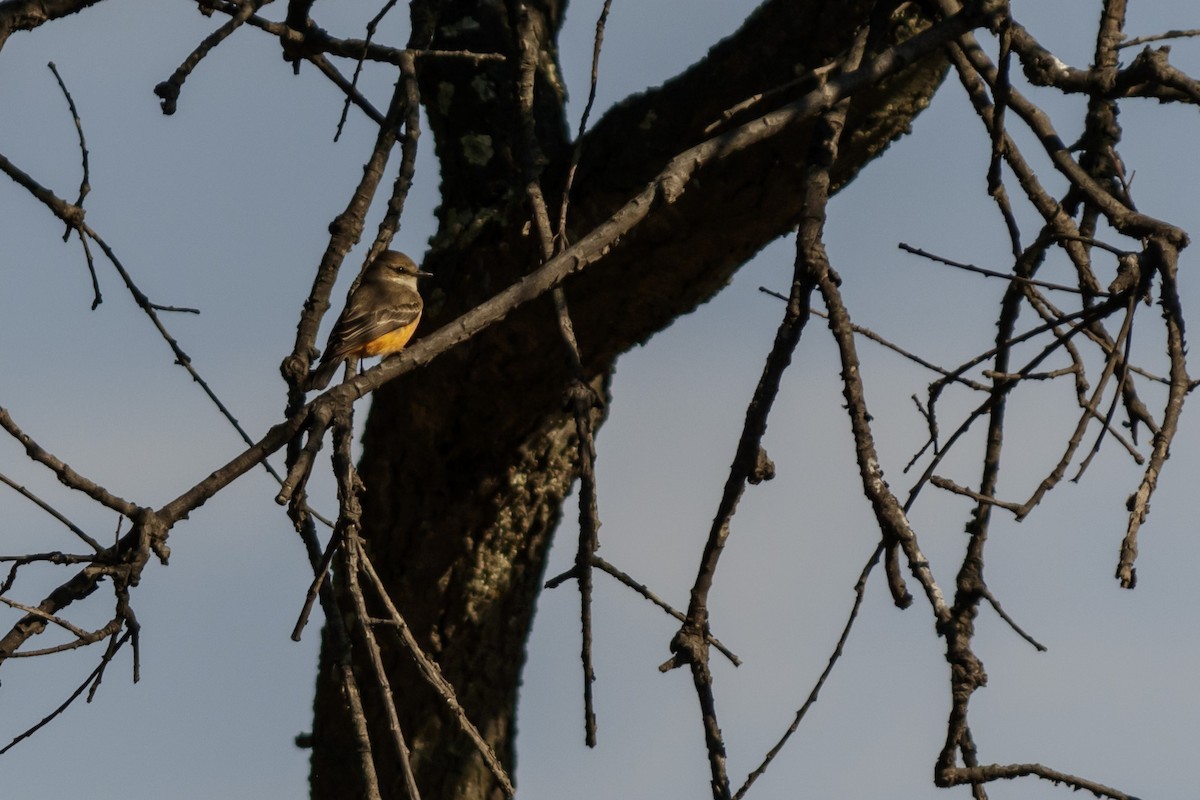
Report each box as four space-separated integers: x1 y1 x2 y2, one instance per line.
359 318 420 357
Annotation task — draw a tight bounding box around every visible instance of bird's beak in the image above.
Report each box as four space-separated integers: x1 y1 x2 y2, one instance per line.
416 269 434 278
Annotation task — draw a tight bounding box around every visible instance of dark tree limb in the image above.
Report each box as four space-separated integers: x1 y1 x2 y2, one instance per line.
0 0 103 51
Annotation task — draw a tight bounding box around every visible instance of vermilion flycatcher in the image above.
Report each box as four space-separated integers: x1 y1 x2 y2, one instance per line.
306 250 431 390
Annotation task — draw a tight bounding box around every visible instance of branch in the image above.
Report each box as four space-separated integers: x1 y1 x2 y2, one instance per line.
940 761 1140 799
344 534 421 800
0 630 131 755
154 0 265 115
0 408 136 517
734 545 882 799
356 545 515 796
0 0 103 51
1116 240 1191 587
0 472 103 552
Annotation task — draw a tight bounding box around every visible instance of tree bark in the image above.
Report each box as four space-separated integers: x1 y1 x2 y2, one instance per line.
308 2 948 798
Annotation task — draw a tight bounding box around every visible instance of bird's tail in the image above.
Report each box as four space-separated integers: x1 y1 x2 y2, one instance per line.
304 356 342 392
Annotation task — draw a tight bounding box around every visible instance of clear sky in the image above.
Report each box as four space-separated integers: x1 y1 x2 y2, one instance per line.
1 2 1198 798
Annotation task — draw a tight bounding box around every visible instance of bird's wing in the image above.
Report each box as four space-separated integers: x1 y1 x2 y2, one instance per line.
323 299 422 362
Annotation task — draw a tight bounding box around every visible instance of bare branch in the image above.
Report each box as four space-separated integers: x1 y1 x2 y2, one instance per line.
898 242 1116 297
1118 27 1200 49
1117 240 1191 587
154 0 266 115
0 408 136 517
940 761 1140 799
356 546 515 797
45 62 91 250
0 472 102 552
0 630 131 755
734 545 882 799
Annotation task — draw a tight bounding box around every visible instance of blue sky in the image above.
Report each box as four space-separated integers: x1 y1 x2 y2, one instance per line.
2 1 1198 798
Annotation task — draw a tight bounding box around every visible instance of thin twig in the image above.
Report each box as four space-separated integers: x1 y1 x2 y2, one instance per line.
0 596 113 644
333 0 401 141
595 557 740 666
0 630 131 755
929 475 1023 515
1072 296 1137 480
310 53 385 127
290 513 342 642
356 547 516 797
898 242 1114 297
1116 28 1200 50
980 588 1046 652
735 545 883 799
0 472 102 552
555 0 612 245
46 61 92 246
563 555 743 666
759 287 988 390
326 403 383 799
344 534 421 800
904 300 1121 514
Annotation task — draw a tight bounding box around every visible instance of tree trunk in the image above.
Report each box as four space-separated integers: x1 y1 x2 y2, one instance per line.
309 2 948 797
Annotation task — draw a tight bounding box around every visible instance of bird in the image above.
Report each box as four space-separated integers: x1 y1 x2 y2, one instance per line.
306 250 431 390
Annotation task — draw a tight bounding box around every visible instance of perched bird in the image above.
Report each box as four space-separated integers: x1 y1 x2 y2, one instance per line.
306 250 431 390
